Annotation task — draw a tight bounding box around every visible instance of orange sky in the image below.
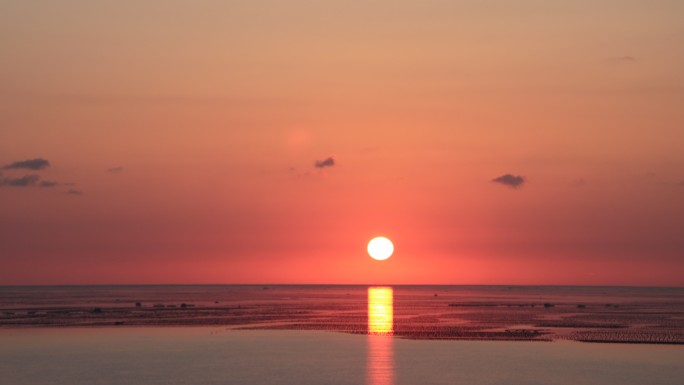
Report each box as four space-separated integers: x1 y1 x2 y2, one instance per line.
1 1 683 285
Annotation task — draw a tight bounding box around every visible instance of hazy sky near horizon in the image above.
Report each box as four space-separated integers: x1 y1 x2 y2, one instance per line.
1 0 683 285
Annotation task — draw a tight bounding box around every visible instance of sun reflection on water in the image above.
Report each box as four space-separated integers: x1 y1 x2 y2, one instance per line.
368 287 394 335
368 287 394 385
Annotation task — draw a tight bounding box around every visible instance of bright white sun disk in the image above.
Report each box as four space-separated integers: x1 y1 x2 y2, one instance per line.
368 237 394 261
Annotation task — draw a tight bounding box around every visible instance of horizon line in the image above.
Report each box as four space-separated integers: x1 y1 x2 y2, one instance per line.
1 283 682 289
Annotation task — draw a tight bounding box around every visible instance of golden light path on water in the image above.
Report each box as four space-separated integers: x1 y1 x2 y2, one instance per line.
368 287 394 335
368 287 394 385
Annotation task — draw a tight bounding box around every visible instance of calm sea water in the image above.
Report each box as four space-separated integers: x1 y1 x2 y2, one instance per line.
1 327 683 385
1 285 683 384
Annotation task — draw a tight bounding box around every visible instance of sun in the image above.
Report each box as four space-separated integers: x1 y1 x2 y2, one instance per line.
368 237 394 261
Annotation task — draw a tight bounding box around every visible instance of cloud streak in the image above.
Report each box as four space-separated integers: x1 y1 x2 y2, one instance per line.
1 175 59 188
0 175 40 187
0 158 80 195
39 180 59 187
314 157 335 168
492 174 525 188
2 158 50 170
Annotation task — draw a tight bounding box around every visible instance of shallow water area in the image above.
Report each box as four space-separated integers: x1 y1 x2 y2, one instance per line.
1 327 683 385
2 285 683 344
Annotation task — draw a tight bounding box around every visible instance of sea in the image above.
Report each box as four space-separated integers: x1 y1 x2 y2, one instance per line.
1 285 683 385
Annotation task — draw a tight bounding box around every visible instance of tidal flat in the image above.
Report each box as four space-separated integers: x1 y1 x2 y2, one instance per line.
1 285 683 344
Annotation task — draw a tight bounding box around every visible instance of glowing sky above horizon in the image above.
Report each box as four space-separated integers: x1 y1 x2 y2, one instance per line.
1 1 683 285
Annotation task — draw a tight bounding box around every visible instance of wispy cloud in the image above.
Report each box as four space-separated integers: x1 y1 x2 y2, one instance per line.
2 158 50 170
39 180 59 188
0 159 81 194
492 174 525 188
0 175 59 188
0 175 40 187
314 157 335 168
